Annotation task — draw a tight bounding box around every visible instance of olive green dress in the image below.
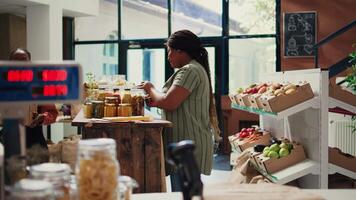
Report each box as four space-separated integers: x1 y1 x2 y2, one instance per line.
162 59 214 175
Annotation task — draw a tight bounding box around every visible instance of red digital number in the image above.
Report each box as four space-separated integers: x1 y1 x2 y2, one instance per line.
43 85 68 96
42 70 67 81
7 70 33 82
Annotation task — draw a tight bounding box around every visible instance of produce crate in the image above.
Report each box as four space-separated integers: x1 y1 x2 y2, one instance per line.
236 93 252 107
248 94 263 109
329 77 356 107
254 143 306 174
229 94 238 104
329 147 356 172
236 131 271 152
259 83 314 113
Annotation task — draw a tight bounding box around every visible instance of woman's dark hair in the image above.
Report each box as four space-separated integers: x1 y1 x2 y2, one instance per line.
167 30 220 136
9 48 31 61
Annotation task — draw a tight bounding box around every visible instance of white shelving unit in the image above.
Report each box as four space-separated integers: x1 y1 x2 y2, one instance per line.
231 69 329 188
329 164 356 180
328 96 356 180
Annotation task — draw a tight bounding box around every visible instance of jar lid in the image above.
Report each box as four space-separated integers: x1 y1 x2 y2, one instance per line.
79 138 116 151
119 103 131 106
92 100 104 104
105 96 118 100
30 163 71 185
11 179 54 198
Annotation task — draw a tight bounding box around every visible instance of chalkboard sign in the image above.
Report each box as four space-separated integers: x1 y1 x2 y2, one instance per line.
284 12 317 57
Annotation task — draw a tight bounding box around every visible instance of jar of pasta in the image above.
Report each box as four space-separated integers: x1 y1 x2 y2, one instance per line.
83 101 93 118
118 104 132 117
10 179 55 200
131 89 145 116
76 138 119 200
30 163 73 200
92 100 104 118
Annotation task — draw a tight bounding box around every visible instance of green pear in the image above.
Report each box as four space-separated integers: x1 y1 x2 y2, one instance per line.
270 143 280 152
279 148 290 157
263 147 270 157
267 150 279 158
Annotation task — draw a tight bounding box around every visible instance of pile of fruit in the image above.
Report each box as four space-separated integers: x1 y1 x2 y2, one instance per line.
234 82 300 97
253 138 294 159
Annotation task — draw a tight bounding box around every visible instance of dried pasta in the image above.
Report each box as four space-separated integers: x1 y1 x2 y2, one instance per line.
77 151 118 200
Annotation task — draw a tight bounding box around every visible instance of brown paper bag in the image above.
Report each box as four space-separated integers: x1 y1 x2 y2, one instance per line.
61 135 81 171
229 150 260 184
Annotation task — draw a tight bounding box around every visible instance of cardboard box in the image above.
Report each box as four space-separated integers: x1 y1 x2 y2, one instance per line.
247 148 261 167
248 94 263 109
228 94 237 104
228 135 240 152
329 79 356 107
259 83 314 113
255 143 306 174
236 132 271 152
236 93 252 107
329 147 356 172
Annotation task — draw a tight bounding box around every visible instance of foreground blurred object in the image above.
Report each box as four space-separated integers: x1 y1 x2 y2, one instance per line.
167 140 203 200
9 179 55 200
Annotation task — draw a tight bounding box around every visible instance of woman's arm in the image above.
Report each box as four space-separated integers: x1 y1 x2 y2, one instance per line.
139 82 190 111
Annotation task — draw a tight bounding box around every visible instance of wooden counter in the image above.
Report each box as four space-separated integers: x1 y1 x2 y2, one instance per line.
72 110 172 193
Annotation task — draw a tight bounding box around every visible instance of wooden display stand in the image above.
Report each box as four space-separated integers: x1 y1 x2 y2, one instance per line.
72 110 172 193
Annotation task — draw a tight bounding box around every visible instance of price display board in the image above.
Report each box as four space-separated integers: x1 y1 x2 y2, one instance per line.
0 62 82 103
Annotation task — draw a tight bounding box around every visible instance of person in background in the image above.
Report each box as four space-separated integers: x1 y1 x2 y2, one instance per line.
138 30 221 191
9 48 58 150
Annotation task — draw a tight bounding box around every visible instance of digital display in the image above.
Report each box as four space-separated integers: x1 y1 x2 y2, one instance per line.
0 64 81 102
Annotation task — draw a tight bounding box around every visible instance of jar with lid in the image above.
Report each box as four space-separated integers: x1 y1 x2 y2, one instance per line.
83 101 93 118
92 100 104 118
30 163 73 200
104 97 119 117
118 176 138 200
131 89 145 116
121 89 132 104
118 104 132 117
76 138 119 200
10 179 55 200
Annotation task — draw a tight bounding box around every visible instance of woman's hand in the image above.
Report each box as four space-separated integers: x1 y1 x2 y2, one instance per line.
137 81 155 93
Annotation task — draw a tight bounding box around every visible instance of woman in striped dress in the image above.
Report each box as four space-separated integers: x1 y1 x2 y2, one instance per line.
139 30 220 191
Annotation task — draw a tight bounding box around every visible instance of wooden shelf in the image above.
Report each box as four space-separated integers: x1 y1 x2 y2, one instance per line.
231 97 319 120
252 159 319 184
329 163 356 180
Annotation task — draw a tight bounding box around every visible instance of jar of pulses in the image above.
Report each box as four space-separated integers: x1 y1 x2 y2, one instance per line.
10 179 55 200
76 138 119 200
131 89 145 116
30 163 73 200
104 97 119 117
92 100 104 118
83 101 93 118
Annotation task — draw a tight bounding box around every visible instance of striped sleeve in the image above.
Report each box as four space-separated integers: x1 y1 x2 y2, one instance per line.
172 66 199 92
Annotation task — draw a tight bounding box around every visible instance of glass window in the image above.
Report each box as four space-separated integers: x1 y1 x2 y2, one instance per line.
127 48 165 88
75 0 118 41
171 0 222 37
75 43 119 82
121 0 168 39
229 38 276 93
229 0 276 35
205 47 215 93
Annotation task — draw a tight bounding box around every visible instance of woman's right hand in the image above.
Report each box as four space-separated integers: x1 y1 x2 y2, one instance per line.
137 81 155 93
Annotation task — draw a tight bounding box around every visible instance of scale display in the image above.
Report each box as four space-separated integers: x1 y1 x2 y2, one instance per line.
0 63 81 102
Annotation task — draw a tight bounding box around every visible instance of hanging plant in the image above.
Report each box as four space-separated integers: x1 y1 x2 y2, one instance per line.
338 44 356 94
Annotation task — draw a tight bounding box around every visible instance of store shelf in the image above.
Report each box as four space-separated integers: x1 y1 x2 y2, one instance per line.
329 163 356 179
329 97 356 114
231 97 319 120
252 159 319 185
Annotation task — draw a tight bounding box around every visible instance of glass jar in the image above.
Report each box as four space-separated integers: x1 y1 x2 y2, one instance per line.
10 179 55 200
92 100 104 118
83 101 93 118
118 176 138 200
121 89 132 104
104 103 117 117
30 163 73 200
105 96 119 106
118 104 132 117
112 92 121 104
76 138 119 200
131 89 145 116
